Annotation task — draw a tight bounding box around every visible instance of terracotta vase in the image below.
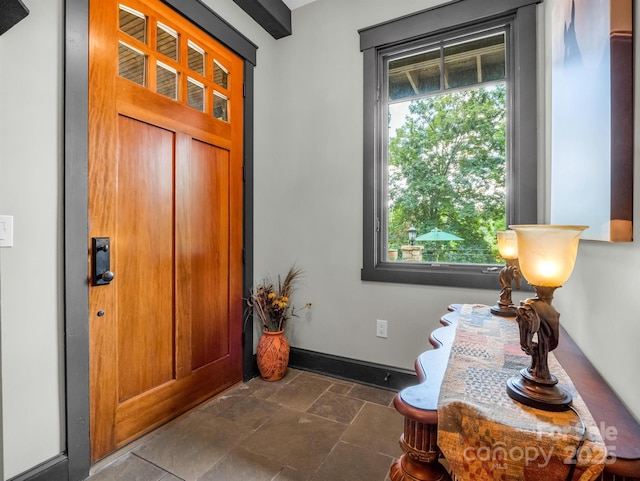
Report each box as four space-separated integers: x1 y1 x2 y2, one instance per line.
256 330 290 381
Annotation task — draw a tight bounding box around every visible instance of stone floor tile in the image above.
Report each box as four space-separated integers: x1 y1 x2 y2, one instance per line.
217 395 281 430
341 403 404 458
273 466 312 481
88 371 402 481
159 473 182 481
327 380 355 395
306 391 364 424
134 411 250 481
267 372 333 411
242 406 346 473
244 369 301 399
311 441 394 481
197 447 283 481
347 384 396 406
87 453 167 481
199 392 247 416
384 468 394 481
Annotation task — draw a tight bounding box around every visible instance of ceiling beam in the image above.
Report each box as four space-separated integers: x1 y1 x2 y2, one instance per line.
233 0 292 39
0 0 29 36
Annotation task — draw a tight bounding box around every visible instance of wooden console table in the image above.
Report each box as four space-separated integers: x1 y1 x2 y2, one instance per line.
390 304 640 481
389 309 455 480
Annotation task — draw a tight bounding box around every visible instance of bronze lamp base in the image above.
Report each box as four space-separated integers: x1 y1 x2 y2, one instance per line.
506 368 572 412
507 286 572 412
491 258 520 318
491 303 516 317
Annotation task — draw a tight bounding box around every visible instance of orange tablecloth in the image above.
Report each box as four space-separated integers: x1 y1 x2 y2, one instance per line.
437 304 606 481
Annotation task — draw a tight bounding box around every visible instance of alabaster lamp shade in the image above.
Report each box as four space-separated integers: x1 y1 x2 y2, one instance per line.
509 225 587 287
496 230 518 260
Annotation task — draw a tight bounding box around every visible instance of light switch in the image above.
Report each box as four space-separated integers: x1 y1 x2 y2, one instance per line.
0 215 14 247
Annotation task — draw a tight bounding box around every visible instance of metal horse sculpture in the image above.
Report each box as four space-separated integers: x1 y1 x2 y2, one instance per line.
514 295 560 381
491 259 522 317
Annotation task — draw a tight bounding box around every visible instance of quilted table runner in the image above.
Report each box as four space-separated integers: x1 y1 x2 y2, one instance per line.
437 304 607 481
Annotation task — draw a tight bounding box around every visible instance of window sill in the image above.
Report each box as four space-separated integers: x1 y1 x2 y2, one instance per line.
361 261 505 290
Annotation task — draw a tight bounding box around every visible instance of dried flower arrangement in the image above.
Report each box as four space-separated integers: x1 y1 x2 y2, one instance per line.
247 265 303 332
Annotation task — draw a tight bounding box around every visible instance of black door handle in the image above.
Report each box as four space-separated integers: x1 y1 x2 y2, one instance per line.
92 237 115 286
101 270 115 282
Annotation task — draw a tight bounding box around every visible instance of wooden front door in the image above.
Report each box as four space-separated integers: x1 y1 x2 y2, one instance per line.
88 0 244 462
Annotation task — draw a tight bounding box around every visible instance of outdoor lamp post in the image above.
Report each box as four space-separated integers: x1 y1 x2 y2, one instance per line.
408 225 417 246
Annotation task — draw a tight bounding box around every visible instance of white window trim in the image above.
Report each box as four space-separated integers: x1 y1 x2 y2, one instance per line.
157 21 178 39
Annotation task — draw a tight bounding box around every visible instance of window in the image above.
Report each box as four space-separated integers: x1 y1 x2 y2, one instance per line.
359 0 540 289
387 29 507 265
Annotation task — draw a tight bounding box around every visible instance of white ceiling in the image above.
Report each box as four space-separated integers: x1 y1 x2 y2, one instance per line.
282 0 317 10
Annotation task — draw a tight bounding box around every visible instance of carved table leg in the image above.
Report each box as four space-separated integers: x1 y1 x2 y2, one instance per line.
390 397 451 481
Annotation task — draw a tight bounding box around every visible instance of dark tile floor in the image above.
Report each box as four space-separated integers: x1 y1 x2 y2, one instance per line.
87 369 403 481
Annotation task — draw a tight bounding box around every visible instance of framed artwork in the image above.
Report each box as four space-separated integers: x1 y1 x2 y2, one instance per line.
550 0 633 242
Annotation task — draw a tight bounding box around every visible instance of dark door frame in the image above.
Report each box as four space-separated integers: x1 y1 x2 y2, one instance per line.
60 1 257 480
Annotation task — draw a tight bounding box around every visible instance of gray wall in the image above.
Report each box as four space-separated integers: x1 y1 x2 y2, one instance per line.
251 0 640 422
0 0 638 478
249 0 502 370
0 0 65 477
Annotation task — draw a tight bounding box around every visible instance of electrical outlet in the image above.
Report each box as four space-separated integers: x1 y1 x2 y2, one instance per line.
0 215 13 248
376 319 388 338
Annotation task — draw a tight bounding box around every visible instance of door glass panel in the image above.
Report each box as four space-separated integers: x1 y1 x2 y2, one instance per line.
213 60 228 89
213 92 228 121
157 22 178 61
119 5 146 43
188 78 205 111
157 62 178 100
188 41 205 76
119 42 146 86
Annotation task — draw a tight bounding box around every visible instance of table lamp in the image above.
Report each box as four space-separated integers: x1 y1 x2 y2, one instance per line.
506 224 587 411
490 230 521 317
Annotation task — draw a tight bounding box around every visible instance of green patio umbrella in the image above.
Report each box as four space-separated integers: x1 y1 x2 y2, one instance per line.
415 228 463 261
